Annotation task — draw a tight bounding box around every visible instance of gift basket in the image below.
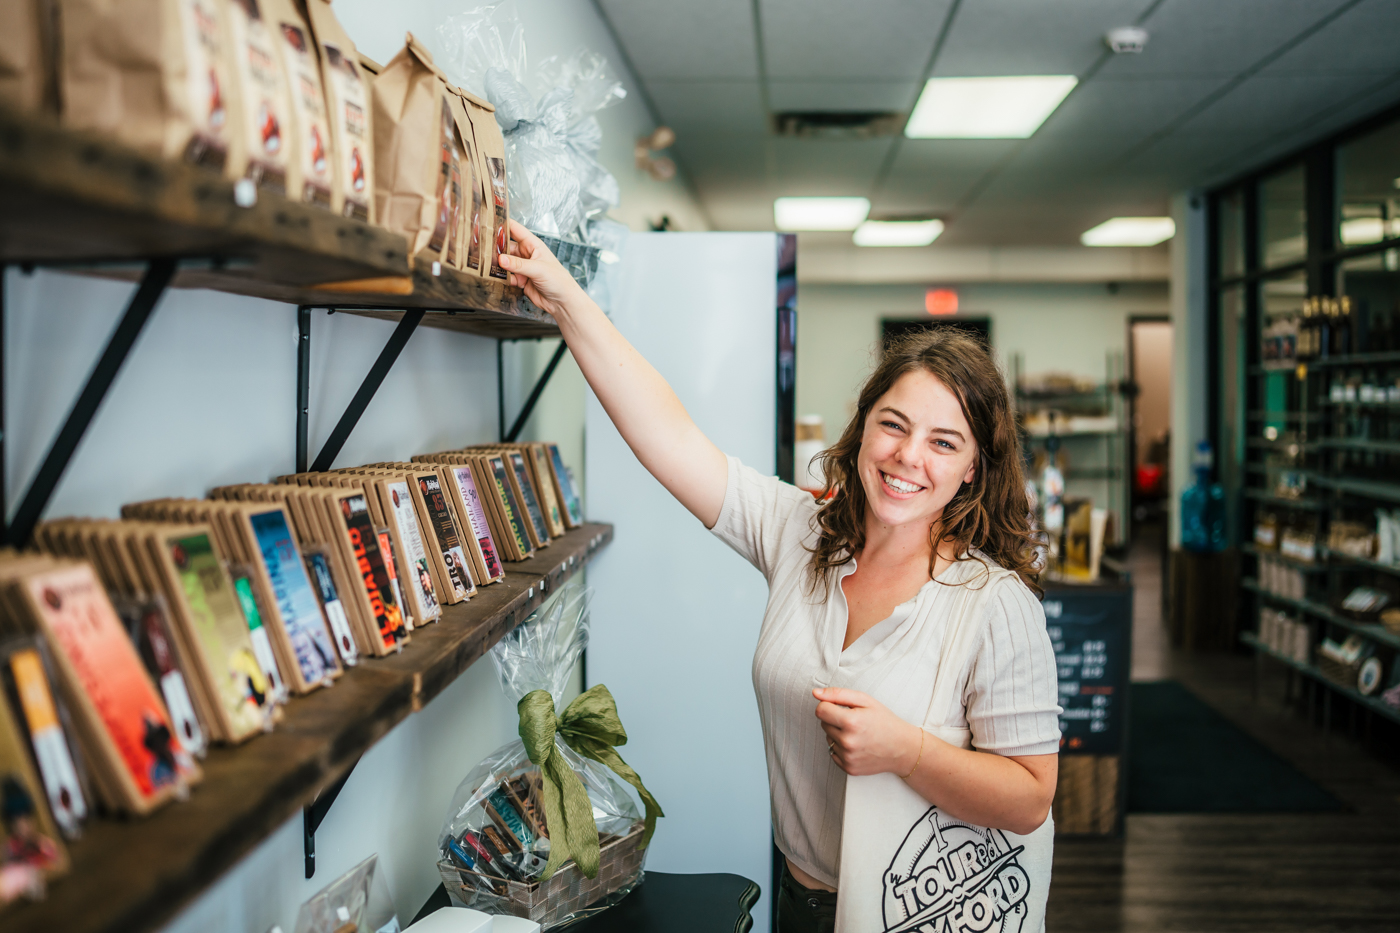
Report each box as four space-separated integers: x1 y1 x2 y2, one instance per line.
437 582 661 929
438 0 627 262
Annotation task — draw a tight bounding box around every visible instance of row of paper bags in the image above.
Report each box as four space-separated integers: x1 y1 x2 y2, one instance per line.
0 0 511 279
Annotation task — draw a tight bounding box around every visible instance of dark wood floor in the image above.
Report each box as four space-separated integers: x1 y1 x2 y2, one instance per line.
1047 529 1400 932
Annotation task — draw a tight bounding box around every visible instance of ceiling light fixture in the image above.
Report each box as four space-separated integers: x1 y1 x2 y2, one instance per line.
773 197 870 231
853 219 945 247
1080 216 1176 247
1104 27 1149 54
904 75 1078 139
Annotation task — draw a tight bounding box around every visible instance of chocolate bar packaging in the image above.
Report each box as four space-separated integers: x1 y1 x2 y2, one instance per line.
0 686 67 911
0 641 87 841
436 584 659 927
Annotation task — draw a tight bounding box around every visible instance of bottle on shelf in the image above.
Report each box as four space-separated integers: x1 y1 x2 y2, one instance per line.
1297 297 1315 361
1335 296 1353 357
1181 441 1227 553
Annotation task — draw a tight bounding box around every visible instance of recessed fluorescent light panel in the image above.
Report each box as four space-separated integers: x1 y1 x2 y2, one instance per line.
853 219 945 247
1081 217 1176 247
773 197 870 231
905 76 1078 139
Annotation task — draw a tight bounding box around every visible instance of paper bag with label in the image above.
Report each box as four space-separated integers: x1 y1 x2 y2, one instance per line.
0 0 58 115
303 0 374 220
372 34 469 267
264 0 333 207
59 0 241 171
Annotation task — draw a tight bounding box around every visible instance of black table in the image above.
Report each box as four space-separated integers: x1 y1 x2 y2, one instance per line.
412 871 760 932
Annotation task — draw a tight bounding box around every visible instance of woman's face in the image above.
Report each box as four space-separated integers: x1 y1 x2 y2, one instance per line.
856 369 979 536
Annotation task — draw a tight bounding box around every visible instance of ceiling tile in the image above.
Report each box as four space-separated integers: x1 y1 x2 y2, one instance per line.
1099 0 1355 78
1036 76 1231 141
765 137 895 192
760 0 955 80
932 0 1146 77
647 80 769 136
1178 73 1392 136
598 0 758 79
767 80 919 113
876 139 1019 213
1257 0 1400 74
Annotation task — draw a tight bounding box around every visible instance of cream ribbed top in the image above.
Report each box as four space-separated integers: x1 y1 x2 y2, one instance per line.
710 457 1061 888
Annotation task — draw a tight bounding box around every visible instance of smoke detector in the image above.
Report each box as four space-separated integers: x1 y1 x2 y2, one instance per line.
1105 27 1148 54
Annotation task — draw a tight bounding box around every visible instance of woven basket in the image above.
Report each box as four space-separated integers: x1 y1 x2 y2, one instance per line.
438 820 647 929
1317 654 1362 690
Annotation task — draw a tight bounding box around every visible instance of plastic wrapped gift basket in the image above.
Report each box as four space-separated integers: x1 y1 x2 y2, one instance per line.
436 582 661 929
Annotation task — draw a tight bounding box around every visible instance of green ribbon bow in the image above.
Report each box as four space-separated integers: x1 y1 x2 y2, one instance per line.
518 684 664 879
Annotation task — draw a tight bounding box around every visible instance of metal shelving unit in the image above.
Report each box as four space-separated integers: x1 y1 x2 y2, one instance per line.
1012 352 1131 546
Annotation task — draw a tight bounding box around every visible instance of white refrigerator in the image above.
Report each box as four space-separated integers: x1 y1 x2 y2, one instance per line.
585 231 795 932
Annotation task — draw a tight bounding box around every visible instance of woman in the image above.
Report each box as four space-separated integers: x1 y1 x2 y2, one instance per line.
501 221 1060 933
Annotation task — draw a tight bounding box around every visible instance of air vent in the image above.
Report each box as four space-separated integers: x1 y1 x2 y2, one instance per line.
772 111 904 138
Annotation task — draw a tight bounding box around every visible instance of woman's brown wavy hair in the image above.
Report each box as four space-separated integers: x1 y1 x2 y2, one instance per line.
808 327 1042 596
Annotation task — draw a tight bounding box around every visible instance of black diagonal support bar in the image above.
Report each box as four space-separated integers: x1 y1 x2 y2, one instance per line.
310 309 425 472
504 340 569 442
303 757 359 879
6 258 176 546
296 306 311 473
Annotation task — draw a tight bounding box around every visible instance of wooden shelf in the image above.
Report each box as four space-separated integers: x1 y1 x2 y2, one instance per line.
1241 577 1400 652
4 523 613 933
1243 487 1326 510
1241 542 1329 572
0 111 563 339
1306 473 1400 504
1241 632 1400 726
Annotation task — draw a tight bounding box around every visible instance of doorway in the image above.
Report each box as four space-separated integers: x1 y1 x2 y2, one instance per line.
1128 317 1172 523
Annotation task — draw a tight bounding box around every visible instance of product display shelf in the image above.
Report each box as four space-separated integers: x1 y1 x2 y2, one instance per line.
1320 545 1400 579
1240 577 1400 652
1241 632 1400 727
1305 438 1400 455
0 110 563 339
4 523 613 933
1242 487 1326 510
1241 542 1329 572
1305 474 1400 505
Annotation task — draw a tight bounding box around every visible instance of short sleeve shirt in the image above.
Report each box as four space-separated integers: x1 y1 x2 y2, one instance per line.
710 456 1061 888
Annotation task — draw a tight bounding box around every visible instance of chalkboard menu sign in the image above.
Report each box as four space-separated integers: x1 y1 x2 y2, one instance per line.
1042 583 1133 755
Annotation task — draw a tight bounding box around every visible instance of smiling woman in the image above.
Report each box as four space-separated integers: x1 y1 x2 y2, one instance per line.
500 225 1061 933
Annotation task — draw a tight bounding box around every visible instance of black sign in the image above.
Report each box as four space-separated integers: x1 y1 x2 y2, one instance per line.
1042 584 1132 755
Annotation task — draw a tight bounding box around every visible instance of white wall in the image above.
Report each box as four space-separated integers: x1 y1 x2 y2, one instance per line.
795 281 1170 444
584 233 778 932
3 2 708 931
1168 192 1209 548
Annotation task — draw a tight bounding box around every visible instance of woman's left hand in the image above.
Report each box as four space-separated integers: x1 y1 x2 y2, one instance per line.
814 687 922 777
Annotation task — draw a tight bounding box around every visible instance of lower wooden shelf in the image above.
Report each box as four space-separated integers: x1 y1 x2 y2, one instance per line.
1241 631 1400 727
4 523 613 933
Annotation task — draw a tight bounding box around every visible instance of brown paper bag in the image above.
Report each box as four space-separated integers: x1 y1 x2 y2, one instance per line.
371 34 469 265
0 0 58 114
59 0 241 171
303 0 373 220
266 0 332 206
449 87 493 276
462 92 511 280
226 0 295 196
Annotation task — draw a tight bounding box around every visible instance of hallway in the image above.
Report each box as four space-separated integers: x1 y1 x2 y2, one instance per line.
1047 529 1400 932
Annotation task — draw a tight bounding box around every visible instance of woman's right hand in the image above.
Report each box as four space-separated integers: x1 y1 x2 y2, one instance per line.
500 220 590 319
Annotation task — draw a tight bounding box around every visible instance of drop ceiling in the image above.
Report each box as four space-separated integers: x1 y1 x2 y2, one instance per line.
596 0 1400 250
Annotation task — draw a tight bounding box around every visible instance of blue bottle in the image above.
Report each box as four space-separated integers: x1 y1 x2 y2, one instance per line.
1181 441 1227 552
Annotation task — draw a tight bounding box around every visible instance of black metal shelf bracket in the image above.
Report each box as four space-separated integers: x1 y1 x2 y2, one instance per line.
303 757 359 879
504 341 569 443
496 338 570 443
4 258 177 546
296 306 311 473
309 309 425 472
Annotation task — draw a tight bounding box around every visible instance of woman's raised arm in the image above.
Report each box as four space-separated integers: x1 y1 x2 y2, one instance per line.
501 220 728 528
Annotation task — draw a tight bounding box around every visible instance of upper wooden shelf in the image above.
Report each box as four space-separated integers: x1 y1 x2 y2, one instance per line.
0 111 562 339
4 523 613 933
